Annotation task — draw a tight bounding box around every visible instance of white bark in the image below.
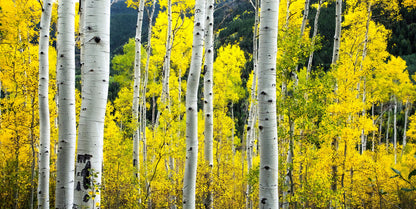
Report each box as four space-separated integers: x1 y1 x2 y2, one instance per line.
300 0 310 38
360 2 371 154
332 0 342 64
183 0 206 206
79 0 85 88
38 0 53 208
73 0 110 208
55 0 77 208
203 0 214 170
379 103 383 145
203 0 214 206
402 100 409 154
133 0 145 187
142 0 156 205
162 0 173 104
386 102 391 150
246 0 259 203
307 0 323 77
258 0 279 207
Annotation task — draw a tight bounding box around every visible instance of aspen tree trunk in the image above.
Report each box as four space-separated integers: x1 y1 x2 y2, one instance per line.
300 0 310 37
332 0 342 64
38 0 53 208
258 0 278 207
183 0 206 206
307 0 324 77
294 0 310 74
393 97 397 164
330 2 342 208
154 0 173 127
55 0 77 207
132 0 145 189
79 0 85 87
161 0 172 105
142 0 156 205
379 103 383 145
283 120 294 209
246 0 259 205
360 2 371 154
386 106 391 150
160 1 176 207
284 1 311 207
402 100 409 155
73 0 110 208
203 0 214 206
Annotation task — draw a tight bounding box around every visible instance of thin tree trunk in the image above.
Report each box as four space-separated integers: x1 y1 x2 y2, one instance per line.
30 99 36 209
73 0 110 207
55 0 77 207
402 100 409 156
246 1 259 193
38 0 53 207
142 0 157 205
203 0 214 206
258 0 279 207
294 0 310 73
332 0 342 65
300 0 310 37
360 2 371 154
183 0 206 206
283 120 294 209
330 2 342 207
386 105 391 150
307 0 324 77
379 103 383 145
132 1 145 201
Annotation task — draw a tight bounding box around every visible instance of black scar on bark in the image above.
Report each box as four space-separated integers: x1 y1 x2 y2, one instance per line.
76 181 81 191
83 194 90 202
77 154 92 163
133 159 137 166
81 161 91 190
261 198 267 204
94 36 101 43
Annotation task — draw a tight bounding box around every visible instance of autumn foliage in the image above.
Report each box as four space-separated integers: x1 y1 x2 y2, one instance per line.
1 0 416 208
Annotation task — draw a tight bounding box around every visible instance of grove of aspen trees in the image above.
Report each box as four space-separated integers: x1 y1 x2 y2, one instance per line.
1 0 416 208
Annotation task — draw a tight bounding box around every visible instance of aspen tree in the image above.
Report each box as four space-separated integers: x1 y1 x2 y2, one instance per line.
258 0 278 207
203 0 214 206
246 0 259 207
38 0 53 208
360 2 371 153
386 106 391 149
183 0 206 206
55 0 77 207
402 100 409 154
307 0 324 77
141 0 156 205
161 0 176 207
299 0 310 37
73 0 110 208
332 0 342 64
330 1 342 207
132 0 145 203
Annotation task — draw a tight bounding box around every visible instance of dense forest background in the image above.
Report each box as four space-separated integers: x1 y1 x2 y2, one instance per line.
1 0 416 208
